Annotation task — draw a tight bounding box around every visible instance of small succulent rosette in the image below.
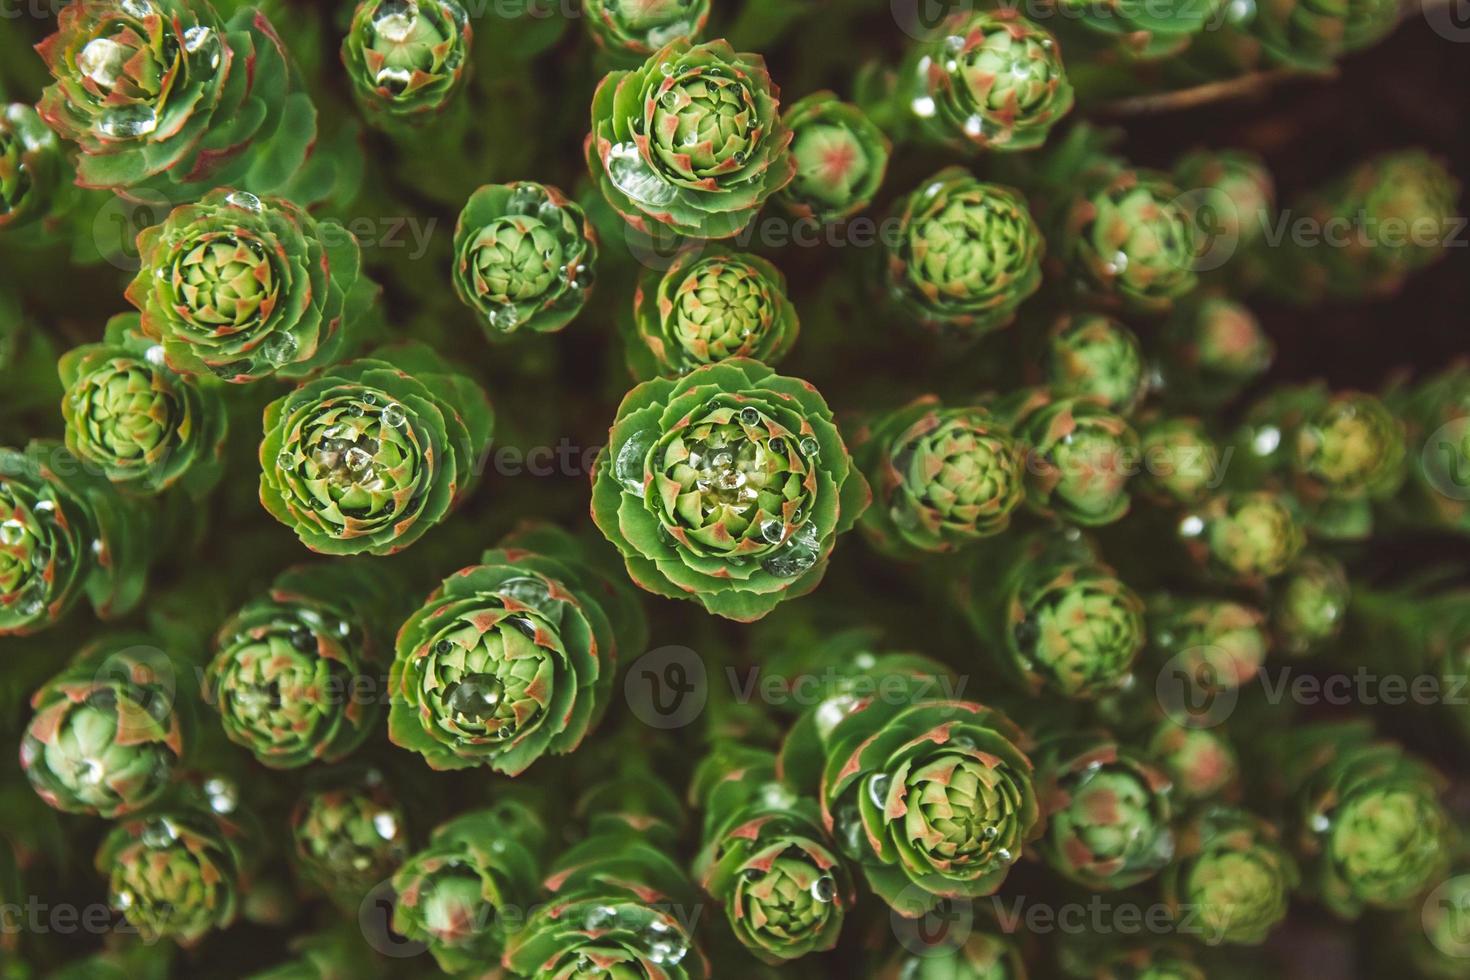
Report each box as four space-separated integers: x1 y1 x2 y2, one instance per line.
259 343 493 556
1383 362 1470 535
1238 385 1407 540
452 181 598 340
1161 806 1298 946
586 38 796 239
97 802 256 945
776 92 890 223
389 523 646 774
1135 415 1222 507
1172 148 1276 255
584 0 711 62
125 188 375 384
627 247 798 379
851 396 1025 558
1145 594 1269 692
1 440 156 635
205 561 402 769
0 103 65 239
894 9 1073 153
22 633 189 818
590 358 869 621
342 0 473 124
1145 718 1240 804
1275 722 1452 919
780 673 1040 918
956 532 1146 700
1155 295 1273 408
1033 731 1176 891
691 744 853 963
1177 490 1305 585
36 0 339 202
290 769 409 903
884 168 1044 336
58 313 227 497
391 801 546 974
995 388 1139 527
1045 313 1147 416
505 774 711 979
1269 551 1349 655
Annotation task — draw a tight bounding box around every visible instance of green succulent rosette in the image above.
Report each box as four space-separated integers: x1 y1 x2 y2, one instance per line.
1270 151 1461 303
875 931 1027 979
997 389 1139 527
1276 723 1452 919
21 633 186 818
0 440 156 635
389 523 645 773
1178 490 1304 584
1060 164 1198 314
584 0 711 60
1384 362 1470 534
1046 314 1148 416
391 802 545 974
691 744 852 963
590 358 868 622
1146 594 1268 691
36 0 339 202
259 345 493 556
1136 416 1221 506
504 774 711 979
1172 148 1275 254
58 312 227 496
97 804 253 945
1162 806 1297 945
1156 296 1272 408
1048 0 1224 59
629 247 798 379
776 92 890 223
342 0 472 123
586 38 796 239
125 187 373 384
957 532 1146 700
1233 0 1402 69
851 396 1025 557
290 770 409 902
1034 732 1175 891
884 168 1045 335
205 561 400 768
1145 718 1239 804
452 181 598 340
0 103 64 235
1269 552 1349 655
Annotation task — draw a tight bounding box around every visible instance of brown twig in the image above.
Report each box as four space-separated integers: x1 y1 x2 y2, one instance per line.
1095 67 1340 117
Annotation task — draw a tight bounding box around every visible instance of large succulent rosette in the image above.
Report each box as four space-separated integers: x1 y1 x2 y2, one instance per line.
851 396 1025 557
1045 314 1147 416
504 774 711 979
884 168 1045 335
776 92 890 224
21 633 187 818
1156 296 1273 409
389 523 645 773
1033 732 1176 891
691 744 853 963
895 9 1073 153
1135 416 1221 507
957 532 1146 700
1269 551 1349 655
590 358 868 621
125 187 373 384
1384 362 1470 534
586 38 795 239
628 247 797 379
452 181 598 340
391 801 545 974
0 103 64 235
584 0 711 60
1145 594 1268 691
97 804 254 945
1161 806 1297 945
1275 723 1452 919
342 0 472 123
781 676 1040 918
36 0 334 201
259 345 493 556
1178 490 1305 584
875 931 1027 979
290 770 409 902
0 440 156 635
205 561 400 769
58 312 227 496
996 388 1139 527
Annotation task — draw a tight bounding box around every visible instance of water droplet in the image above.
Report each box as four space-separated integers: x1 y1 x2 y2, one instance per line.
944 34 965 51
983 825 999 841
182 26 213 54
615 427 657 494
835 805 864 858
810 876 837 902
120 0 153 15
799 437 820 457
32 499 53 516
289 629 315 652
435 639 453 654
607 142 678 207
739 407 760 426
963 115 984 138
205 777 238 814
0 519 24 545
996 847 1014 864
141 818 178 848
380 403 407 427
742 867 764 882
659 61 675 76
260 332 298 366
760 521 821 578
373 811 399 840
498 576 558 616
372 2 418 43
867 773 892 809
97 104 158 139
78 37 127 88
1252 425 1281 456
506 183 545 216
225 191 262 212
760 519 784 544
495 725 514 739
910 95 937 119
585 905 618 931
1310 813 1330 834
446 674 505 720
145 345 165 366
487 303 520 333
344 447 374 472
276 450 295 472
114 889 134 911
643 919 688 965
1178 515 1205 537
